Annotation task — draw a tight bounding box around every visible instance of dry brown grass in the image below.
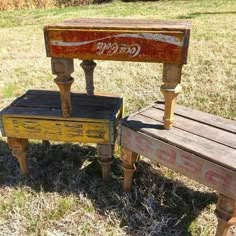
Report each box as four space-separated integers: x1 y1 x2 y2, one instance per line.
0 0 236 235
0 0 91 10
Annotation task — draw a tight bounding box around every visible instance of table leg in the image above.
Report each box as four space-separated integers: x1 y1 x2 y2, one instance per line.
7 137 29 174
80 60 96 96
97 144 113 181
160 63 182 129
121 148 140 192
51 58 74 117
215 194 236 236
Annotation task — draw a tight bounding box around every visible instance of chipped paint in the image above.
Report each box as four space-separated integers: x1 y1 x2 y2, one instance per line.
50 32 183 47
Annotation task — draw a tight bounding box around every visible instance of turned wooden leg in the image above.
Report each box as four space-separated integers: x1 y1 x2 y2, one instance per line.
121 148 140 192
97 144 113 181
80 60 96 96
215 194 236 236
160 63 182 129
51 58 74 117
7 137 29 174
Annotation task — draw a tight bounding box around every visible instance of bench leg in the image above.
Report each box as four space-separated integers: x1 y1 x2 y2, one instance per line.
215 194 236 236
121 148 140 192
80 60 96 96
51 58 74 117
97 144 113 181
160 63 182 129
7 137 29 175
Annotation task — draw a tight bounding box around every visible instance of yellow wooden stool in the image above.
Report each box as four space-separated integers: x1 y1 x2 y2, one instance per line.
0 90 123 180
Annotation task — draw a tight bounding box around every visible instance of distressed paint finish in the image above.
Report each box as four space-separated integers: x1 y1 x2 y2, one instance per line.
44 19 191 64
45 30 185 64
120 126 236 200
3 117 110 144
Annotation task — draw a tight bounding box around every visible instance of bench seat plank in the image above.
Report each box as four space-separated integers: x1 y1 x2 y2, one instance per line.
154 102 236 133
141 106 236 149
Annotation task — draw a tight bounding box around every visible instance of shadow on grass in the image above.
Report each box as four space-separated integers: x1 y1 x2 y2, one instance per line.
178 11 236 19
0 140 217 235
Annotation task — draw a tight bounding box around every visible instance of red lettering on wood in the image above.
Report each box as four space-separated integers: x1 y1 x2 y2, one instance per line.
156 148 176 165
179 154 203 174
205 171 232 188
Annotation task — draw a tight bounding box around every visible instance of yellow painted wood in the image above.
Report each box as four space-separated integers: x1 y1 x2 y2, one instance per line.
3 114 110 123
3 117 110 144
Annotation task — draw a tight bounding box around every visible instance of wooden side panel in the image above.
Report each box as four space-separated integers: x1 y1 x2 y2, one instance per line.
45 29 187 64
3 117 110 144
120 126 236 200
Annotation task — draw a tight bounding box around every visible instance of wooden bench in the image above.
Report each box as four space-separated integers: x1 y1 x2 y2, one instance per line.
119 102 236 235
44 18 191 129
0 90 123 180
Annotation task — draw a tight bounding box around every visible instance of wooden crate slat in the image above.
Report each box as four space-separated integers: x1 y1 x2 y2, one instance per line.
27 89 121 98
3 116 110 144
154 103 236 133
140 106 236 149
14 91 120 108
3 107 113 121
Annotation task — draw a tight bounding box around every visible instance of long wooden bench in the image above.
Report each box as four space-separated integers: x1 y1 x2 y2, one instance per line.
119 102 236 236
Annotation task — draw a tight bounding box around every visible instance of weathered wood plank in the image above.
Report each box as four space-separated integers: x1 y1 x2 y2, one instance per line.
140 106 236 149
48 18 191 31
27 90 121 98
3 117 111 144
153 102 236 133
14 92 120 108
44 18 191 64
3 107 113 121
122 114 236 171
120 126 236 200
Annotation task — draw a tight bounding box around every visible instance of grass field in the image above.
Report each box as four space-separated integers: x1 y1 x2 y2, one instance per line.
0 0 236 235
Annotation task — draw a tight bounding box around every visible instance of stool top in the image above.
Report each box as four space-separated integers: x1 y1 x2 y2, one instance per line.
45 18 191 31
44 18 191 64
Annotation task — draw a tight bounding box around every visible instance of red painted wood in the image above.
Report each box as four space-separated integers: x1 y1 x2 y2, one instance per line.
44 19 191 64
120 126 236 200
